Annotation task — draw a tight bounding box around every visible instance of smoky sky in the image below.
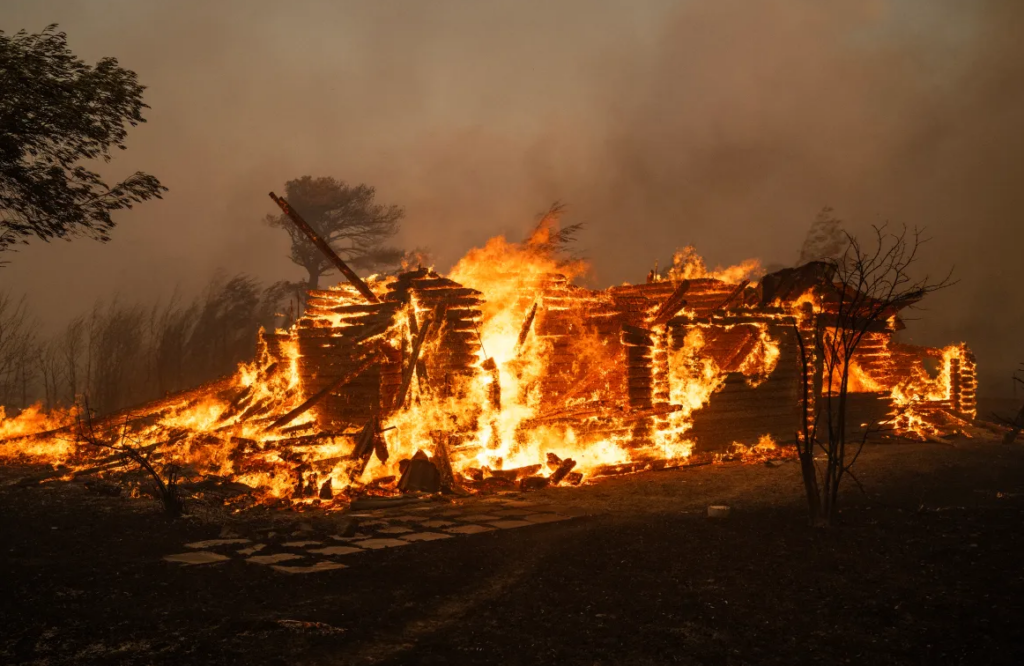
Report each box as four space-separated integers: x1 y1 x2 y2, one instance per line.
3 0 1023 395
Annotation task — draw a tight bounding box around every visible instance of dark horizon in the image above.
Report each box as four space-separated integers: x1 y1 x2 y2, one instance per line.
3 0 1022 395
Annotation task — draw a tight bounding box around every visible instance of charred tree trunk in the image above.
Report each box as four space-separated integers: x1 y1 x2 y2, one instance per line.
305 264 320 291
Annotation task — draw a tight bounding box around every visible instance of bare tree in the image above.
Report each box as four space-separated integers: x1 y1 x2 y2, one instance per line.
792 224 953 527
996 363 1024 444
76 405 187 517
38 337 63 410
1 273 293 417
0 292 37 410
59 315 86 405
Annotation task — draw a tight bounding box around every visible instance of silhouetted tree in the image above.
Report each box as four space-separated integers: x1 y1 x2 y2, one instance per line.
0 25 165 259
791 225 953 527
0 293 37 409
266 176 403 289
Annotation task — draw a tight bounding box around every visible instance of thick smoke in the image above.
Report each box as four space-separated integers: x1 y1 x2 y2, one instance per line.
2 0 1022 394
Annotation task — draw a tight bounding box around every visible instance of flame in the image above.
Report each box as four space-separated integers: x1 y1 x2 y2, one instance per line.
0 228 974 505
666 246 763 284
726 434 788 462
0 404 77 463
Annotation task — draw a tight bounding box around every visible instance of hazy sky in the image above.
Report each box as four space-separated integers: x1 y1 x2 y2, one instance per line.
3 1 1022 394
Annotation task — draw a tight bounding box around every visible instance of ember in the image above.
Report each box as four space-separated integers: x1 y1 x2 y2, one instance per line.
0 204 977 507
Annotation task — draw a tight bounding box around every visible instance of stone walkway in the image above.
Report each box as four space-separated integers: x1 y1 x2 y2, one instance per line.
163 495 585 574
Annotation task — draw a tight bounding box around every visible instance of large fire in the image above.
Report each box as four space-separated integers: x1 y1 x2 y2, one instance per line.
0 222 977 507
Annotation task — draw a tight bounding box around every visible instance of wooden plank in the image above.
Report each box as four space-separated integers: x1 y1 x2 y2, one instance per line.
264 353 381 432
269 192 379 303
650 280 691 325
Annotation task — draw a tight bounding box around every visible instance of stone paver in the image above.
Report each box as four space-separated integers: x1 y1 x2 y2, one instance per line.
400 532 451 542
331 533 372 541
524 513 571 524
184 538 251 549
308 545 363 556
271 562 347 574
491 509 534 517
167 496 584 573
353 538 410 550
248 553 304 565
445 524 494 535
164 551 230 565
489 520 533 529
459 514 501 522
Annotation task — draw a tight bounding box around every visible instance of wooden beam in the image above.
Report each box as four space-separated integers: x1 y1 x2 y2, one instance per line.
651 280 690 326
712 279 750 312
515 302 539 351
269 191 379 304
391 310 436 411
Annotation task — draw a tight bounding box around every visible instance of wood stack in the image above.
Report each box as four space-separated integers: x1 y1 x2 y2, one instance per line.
384 269 483 400
533 274 620 402
849 332 897 385
683 323 802 452
297 287 402 428
950 345 978 418
621 324 656 411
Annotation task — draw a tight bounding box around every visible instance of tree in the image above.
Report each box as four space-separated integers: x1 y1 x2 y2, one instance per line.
997 363 1024 444
267 176 404 290
797 206 848 266
0 25 166 258
791 225 952 527
0 292 38 409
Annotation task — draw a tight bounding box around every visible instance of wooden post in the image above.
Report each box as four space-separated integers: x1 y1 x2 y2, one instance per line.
391 311 435 411
515 302 539 351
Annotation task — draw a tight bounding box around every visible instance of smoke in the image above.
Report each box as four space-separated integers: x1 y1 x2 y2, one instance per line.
2 0 1022 394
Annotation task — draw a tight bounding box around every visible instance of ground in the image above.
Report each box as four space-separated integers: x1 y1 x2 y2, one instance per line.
3 439 1024 666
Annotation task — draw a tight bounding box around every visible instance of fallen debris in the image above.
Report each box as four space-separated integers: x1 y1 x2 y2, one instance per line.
397 451 441 493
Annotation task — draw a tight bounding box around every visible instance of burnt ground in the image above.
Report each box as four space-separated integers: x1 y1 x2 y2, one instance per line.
3 438 1024 666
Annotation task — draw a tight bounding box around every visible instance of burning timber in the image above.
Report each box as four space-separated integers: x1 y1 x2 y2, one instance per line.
0 227 979 507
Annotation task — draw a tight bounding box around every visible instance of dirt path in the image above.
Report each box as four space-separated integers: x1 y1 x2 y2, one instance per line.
2 441 1024 665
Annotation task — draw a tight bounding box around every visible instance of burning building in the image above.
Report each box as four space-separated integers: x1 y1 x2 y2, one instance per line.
0 201 978 505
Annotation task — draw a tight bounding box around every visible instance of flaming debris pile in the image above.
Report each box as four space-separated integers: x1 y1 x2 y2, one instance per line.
0 211 978 508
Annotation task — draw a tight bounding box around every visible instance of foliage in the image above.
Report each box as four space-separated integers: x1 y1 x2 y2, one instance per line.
267 176 403 289
3 273 292 416
0 25 165 258
523 201 586 274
